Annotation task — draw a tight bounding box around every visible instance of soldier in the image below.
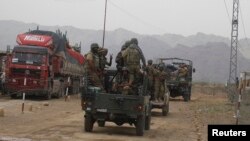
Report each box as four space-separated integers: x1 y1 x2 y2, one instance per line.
98 48 113 92
178 63 188 79
98 48 113 71
115 40 130 71
112 67 132 95
146 59 155 97
122 38 144 86
153 64 168 102
85 43 104 90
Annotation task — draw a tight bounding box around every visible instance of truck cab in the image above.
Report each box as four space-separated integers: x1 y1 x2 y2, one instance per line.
5 29 85 99
5 45 54 99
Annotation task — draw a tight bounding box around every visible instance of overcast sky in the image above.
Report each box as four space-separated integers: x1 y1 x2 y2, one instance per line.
0 0 249 38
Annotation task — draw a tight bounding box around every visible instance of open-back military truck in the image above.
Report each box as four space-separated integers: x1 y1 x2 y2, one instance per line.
81 69 151 136
157 58 195 102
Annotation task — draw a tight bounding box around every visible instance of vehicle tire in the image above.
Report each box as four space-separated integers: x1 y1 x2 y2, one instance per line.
45 82 52 100
162 102 169 116
98 120 105 127
183 88 190 102
56 84 64 98
145 105 151 130
10 94 17 99
45 91 52 100
145 115 151 130
136 115 145 136
183 92 190 102
85 113 94 132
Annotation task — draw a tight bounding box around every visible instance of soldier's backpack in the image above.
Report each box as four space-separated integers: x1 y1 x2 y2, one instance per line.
126 45 140 65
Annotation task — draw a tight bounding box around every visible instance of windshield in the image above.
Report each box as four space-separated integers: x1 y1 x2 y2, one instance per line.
12 52 46 65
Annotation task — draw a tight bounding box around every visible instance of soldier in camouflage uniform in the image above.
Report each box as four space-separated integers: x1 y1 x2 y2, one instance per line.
98 48 113 92
153 64 168 102
98 48 113 71
85 43 104 90
178 63 188 79
146 59 155 98
115 40 130 71
122 38 144 86
112 67 133 95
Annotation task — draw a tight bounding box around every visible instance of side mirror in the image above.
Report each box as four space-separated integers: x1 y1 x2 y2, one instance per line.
193 68 196 73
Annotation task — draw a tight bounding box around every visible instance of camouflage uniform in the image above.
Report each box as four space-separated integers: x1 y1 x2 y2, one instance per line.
146 60 154 95
122 43 141 85
85 43 104 90
98 48 112 71
115 41 130 71
178 64 188 79
98 48 112 92
153 65 168 102
122 38 146 86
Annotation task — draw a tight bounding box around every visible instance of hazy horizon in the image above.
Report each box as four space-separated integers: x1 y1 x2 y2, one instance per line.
0 0 249 38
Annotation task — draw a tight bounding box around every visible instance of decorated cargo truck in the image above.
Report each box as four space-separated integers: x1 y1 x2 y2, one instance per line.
5 29 85 99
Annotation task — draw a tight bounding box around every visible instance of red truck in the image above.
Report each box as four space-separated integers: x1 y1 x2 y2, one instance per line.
5 30 85 99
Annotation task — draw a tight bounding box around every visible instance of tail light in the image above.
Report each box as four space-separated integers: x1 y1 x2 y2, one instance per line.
135 104 143 112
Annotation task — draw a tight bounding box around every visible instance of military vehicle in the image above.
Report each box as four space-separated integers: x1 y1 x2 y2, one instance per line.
157 58 195 102
81 69 151 136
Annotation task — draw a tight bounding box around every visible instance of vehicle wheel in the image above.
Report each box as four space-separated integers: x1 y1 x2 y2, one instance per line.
183 88 190 102
162 102 169 116
183 92 190 102
85 113 94 132
136 115 145 136
98 120 105 127
10 94 17 99
145 105 151 130
56 84 64 98
44 90 52 100
115 121 124 126
145 115 151 130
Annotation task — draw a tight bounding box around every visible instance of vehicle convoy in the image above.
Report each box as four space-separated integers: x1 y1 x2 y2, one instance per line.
157 58 195 102
5 29 85 99
81 69 151 136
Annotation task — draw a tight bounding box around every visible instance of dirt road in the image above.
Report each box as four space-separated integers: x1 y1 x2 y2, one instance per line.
0 90 235 141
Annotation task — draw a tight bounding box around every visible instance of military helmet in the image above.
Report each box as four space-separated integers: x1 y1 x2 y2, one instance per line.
124 40 131 47
121 45 127 50
90 43 99 49
148 59 153 65
130 38 138 45
158 63 165 70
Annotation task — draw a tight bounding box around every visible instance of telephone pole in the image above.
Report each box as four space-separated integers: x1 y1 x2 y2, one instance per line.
102 0 108 48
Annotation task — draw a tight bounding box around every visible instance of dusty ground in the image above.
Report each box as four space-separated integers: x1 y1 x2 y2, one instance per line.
0 86 235 141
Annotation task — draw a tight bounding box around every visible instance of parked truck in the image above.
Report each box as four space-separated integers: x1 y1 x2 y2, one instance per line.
5 29 85 99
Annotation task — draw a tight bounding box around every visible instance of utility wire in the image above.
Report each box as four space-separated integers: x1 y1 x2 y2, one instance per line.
108 0 168 34
223 0 232 24
239 6 250 47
